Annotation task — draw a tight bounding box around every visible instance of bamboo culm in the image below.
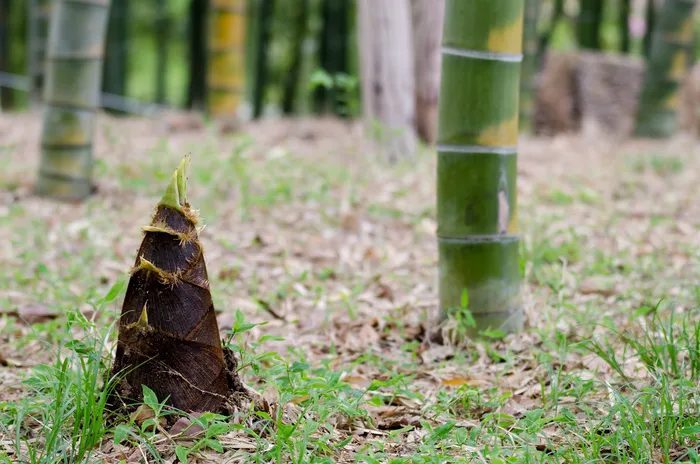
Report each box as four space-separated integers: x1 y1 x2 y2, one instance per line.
437 0 524 336
35 0 110 200
634 0 696 138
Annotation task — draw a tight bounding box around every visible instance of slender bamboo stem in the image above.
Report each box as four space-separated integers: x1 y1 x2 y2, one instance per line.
155 0 168 104
187 0 208 109
437 0 524 336
314 0 349 115
577 0 603 49
252 0 273 119
537 0 563 65
27 0 52 104
0 0 11 109
644 0 657 59
282 0 309 114
620 0 631 53
35 0 111 200
102 0 128 114
520 0 539 130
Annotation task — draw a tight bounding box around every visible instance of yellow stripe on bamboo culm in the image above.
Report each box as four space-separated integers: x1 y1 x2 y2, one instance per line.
476 113 519 146
507 202 518 234
668 15 694 43
662 90 681 111
209 93 242 116
486 15 524 54
669 51 687 80
210 13 246 48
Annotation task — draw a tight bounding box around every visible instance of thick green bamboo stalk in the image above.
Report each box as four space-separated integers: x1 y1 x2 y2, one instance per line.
207 0 247 117
35 0 111 200
437 0 524 336
519 0 539 130
577 0 602 49
634 0 696 138
102 0 129 113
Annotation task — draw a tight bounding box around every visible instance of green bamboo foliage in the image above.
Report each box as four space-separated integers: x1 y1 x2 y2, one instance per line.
519 0 539 130
35 0 111 200
634 0 696 138
207 0 247 117
437 0 524 336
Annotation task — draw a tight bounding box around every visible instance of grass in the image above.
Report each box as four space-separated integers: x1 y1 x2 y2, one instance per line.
2 115 700 462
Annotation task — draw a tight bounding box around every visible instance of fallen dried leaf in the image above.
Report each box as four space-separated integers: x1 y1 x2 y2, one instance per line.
441 377 491 387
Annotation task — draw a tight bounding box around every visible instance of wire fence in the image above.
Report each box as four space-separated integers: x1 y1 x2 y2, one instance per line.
0 71 170 116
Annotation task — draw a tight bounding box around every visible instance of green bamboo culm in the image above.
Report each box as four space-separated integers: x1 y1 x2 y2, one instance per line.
35 0 111 200
437 0 524 337
634 0 696 138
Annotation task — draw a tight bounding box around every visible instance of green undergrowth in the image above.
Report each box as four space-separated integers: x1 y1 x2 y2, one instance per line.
2 131 700 462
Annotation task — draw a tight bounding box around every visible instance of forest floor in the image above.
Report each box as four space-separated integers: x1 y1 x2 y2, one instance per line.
1 112 700 463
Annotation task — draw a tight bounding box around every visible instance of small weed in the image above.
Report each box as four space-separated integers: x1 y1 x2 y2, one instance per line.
626 153 685 176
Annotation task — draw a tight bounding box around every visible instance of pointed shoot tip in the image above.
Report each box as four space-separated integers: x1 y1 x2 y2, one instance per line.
176 154 191 205
158 170 181 211
158 154 191 211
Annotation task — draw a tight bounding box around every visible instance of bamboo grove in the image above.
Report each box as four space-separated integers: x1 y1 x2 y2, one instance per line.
0 0 697 343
